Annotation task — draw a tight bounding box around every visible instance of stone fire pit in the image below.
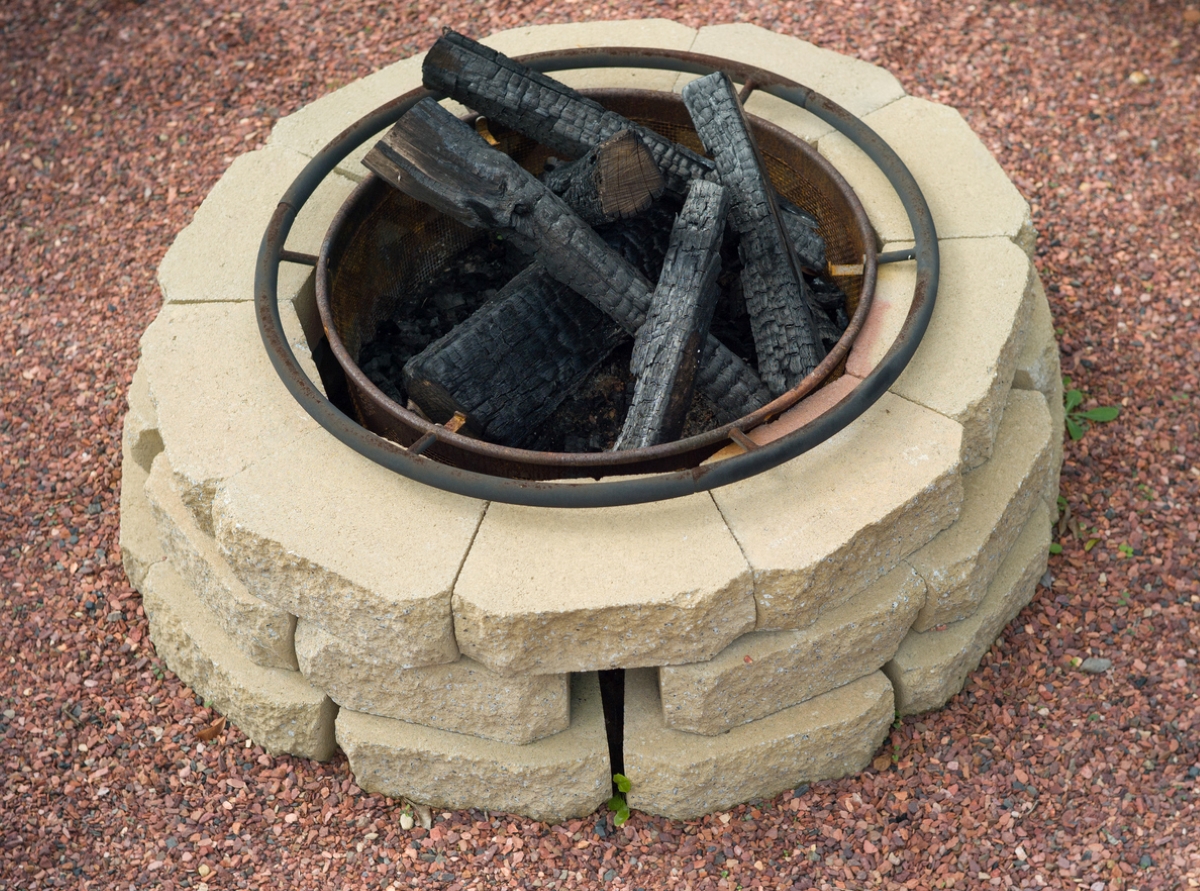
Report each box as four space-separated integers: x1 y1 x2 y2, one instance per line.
120 21 1063 822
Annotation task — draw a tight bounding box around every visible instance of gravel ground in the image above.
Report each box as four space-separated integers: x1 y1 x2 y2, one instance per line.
2 1 1199 889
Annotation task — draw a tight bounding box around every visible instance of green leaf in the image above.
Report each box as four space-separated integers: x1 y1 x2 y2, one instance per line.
1049 542 1063 555
1084 539 1098 552
1065 389 1084 412
607 794 625 813
1066 417 1085 441
1079 406 1119 422
1118 543 1134 558
614 804 631 826
613 773 631 794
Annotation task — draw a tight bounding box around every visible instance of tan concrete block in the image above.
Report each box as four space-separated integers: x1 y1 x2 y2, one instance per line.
278 268 325 396
141 562 336 759
140 302 319 534
119 449 163 591
889 238 1034 468
453 495 755 675
846 244 916 378
817 97 1035 252
157 145 357 304
214 427 482 665
337 673 610 823
886 501 1050 715
625 669 893 820
295 621 568 745
123 364 163 474
145 454 298 671
1012 275 1061 396
909 389 1053 632
483 20 696 93
684 24 905 144
660 564 923 735
713 392 962 632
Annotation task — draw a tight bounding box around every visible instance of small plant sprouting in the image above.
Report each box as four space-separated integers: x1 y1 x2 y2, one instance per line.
607 773 632 826
1063 376 1120 441
1118 543 1134 558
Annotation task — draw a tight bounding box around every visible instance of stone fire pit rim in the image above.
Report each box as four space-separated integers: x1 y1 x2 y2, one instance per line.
253 46 938 508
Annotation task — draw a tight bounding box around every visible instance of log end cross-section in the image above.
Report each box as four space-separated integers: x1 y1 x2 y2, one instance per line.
542 129 666 227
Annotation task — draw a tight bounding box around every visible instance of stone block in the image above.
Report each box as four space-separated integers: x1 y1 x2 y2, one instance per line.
846 243 917 378
483 20 696 93
817 96 1035 252
684 24 905 144
278 268 325 396
145 454 298 671
889 238 1034 468
1012 274 1064 512
214 427 481 665
660 563 923 735
886 501 1051 715
452 495 755 675
119 447 163 591
909 389 1053 632
713 392 963 632
157 145 357 304
140 302 319 534
295 621 568 745
337 673 610 823
624 669 893 820
123 364 162 474
141 562 336 759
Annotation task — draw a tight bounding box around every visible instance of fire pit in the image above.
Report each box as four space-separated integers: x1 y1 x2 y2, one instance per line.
122 21 1061 822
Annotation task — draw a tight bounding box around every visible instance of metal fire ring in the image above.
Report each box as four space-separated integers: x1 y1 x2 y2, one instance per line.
255 48 939 508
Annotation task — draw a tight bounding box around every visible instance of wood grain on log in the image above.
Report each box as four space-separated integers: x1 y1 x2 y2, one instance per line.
541 129 665 227
422 30 714 196
617 180 730 450
683 71 825 397
364 98 771 423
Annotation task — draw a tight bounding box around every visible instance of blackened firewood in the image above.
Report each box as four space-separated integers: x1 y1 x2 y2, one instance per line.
779 201 827 273
363 98 771 422
403 264 625 445
683 71 825 397
422 30 714 196
541 129 665 227
616 180 730 450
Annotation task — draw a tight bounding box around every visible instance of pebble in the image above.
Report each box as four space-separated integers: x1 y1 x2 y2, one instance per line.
1080 657 1113 674
400 813 415 831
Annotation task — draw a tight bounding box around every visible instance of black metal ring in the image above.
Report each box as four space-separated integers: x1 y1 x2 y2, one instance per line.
254 48 939 507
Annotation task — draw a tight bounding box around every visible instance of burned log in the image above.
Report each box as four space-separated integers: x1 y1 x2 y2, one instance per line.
616 180 729 450
541 129 665 227
363 98 771 423
682 71 825 398
780 201 827 273
422 30 715 196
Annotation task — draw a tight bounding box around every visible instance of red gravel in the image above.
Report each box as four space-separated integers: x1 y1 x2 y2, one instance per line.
3 1 1199 888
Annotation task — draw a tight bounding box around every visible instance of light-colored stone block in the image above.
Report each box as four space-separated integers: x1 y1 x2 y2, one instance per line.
278 268 326 396
119 448 163 591
625 669 894 820
818 96 1035 252
713 392 962 632
886 501 1050 715
846 244 916 378
909 389 1053 632
214 427 481 665
453 495 755 675
337 673 610 823
889 238 1034 468
123 364 163 474
483 20 697 94
141 561 336 759
145 454 298 671
660 563 923 734
683 24 905 144
140 302 319 534
295 621 568 745
1012 274 1064 513
157 145 357 304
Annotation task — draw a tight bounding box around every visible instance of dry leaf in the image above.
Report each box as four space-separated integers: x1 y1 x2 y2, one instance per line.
197 716 226 742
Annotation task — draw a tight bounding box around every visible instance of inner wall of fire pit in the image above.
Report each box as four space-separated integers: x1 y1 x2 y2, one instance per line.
318 89 871 480
126 21 1061 823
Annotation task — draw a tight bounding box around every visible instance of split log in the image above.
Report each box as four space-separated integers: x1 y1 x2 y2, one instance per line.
779 201 826 273
541 129 665 227
682 71 825 397
422 29 714 196
363 97 771 423
616 180 729 450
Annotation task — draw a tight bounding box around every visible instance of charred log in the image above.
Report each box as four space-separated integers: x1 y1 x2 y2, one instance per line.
363 98 771 422
616 180 729 450
682 71 825 397
541 129 665 227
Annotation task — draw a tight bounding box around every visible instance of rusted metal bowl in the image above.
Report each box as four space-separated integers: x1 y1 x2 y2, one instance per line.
315 88 876 481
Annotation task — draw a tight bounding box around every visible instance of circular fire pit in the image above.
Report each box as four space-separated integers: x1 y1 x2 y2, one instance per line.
122 21 1062 822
